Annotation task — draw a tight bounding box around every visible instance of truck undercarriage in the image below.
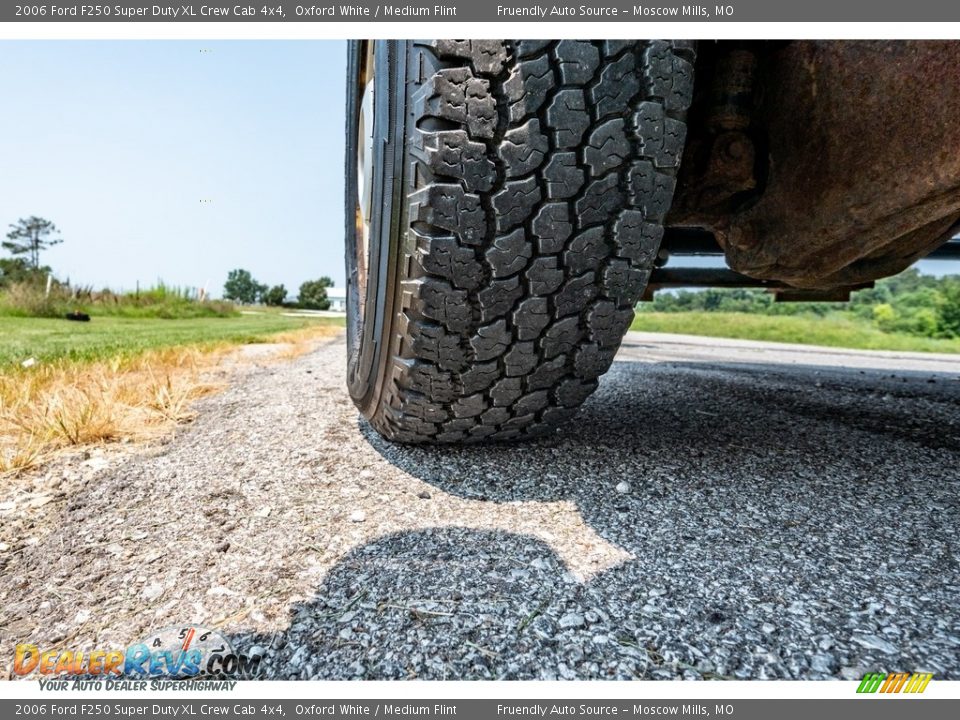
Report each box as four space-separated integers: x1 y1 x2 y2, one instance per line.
662 41 960 299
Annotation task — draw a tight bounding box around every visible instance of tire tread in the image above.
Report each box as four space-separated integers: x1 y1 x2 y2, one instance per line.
368 40 694 442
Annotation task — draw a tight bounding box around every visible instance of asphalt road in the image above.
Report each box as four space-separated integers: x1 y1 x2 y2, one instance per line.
2 331 958 680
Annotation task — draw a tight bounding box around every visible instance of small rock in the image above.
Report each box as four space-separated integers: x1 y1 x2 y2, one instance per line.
21 357 36 368
0 542 9 552
761 623 776 634
810 654 834 673
288 647 308 666
529 616 555 640
417 491 431 500
349 510 366 523
559 612 585 629
207 586 237 596
615 481 631 494
217 541 230 552
854 635 898 654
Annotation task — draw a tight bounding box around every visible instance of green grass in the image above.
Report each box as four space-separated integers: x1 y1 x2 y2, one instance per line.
0 281 237 319
630 311 960 354
0 313 345 366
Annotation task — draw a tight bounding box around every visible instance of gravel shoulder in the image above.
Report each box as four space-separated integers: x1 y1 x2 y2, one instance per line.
1 331 958 680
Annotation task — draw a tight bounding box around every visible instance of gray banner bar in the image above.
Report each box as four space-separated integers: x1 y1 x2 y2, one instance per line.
1 699 958 719
3 1 960 23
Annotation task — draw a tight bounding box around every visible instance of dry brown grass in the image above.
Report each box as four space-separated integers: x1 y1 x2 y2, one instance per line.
0 324 341 477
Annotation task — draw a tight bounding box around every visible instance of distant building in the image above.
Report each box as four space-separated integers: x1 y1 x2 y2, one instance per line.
326 287 346 312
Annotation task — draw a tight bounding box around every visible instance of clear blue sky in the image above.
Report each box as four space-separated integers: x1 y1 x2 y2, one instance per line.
0 40 347 297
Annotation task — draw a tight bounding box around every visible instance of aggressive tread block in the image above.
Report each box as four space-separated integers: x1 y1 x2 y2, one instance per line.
413 67 497 139
499 119 549 177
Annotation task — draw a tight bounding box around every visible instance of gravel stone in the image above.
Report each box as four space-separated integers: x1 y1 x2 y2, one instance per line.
559 612 586 629
529 616 555 640
854 635 899 654
810 654 835 673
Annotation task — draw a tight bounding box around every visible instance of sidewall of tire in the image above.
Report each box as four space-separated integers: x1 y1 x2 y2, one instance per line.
345 40 408 416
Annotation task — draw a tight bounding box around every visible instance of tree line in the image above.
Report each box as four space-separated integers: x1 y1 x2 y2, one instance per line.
223 269 335 310
642 268 960 339
0 215 337 311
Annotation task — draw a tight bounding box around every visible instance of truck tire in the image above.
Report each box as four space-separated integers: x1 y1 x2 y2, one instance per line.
345 40 694 443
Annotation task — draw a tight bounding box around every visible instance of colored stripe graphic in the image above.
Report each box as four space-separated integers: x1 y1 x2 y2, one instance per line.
904 673 933 693
884 673 909 693
857 672 886 693
858 672 933 694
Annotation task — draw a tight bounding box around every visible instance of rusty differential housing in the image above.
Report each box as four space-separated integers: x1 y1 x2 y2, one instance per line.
669 41 960 290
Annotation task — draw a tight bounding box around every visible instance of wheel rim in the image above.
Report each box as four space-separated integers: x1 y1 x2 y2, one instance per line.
354 43 375 323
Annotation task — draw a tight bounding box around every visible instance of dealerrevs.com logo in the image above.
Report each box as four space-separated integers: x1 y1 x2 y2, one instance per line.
14 624 262 682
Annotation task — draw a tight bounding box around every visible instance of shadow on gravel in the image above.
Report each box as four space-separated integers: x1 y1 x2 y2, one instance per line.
230 358 958 680
230 525 804 681
230 515 954 680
